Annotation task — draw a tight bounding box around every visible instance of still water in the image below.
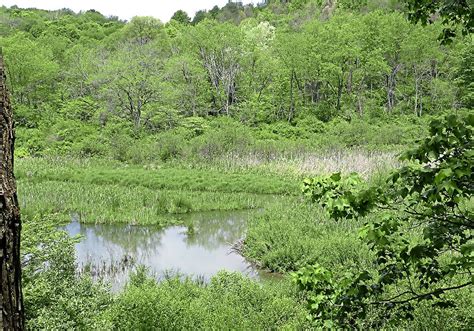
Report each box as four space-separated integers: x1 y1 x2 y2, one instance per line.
65 210 263 289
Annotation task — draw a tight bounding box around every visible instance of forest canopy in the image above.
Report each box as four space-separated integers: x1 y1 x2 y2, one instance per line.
0 0 472 160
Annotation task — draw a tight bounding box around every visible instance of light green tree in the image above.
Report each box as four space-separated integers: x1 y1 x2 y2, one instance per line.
1 32 59 106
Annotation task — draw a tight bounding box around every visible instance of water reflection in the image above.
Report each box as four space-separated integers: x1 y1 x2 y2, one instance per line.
183 211 248 249
65 210 261 289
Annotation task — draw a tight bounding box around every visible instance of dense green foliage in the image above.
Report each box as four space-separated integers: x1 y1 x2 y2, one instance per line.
22 215 112 329
104 270 308 330
1 1 471 161
404 0 473 43
297 113 473 328
243 201 372 273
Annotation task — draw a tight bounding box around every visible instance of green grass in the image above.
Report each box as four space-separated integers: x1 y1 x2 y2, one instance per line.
16 157 295 226
16 157 300 196
18 180 275 225
242 200 373 274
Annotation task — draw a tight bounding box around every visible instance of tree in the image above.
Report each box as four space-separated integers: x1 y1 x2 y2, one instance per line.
403 0 473 43
163 35 210 117
1 33 59 106
239 21 278 120
454 40 474 109
192 20 243 115
299 113 473 327
64 44 99 99
274 28 308 121
192 10 208 25
316 13 361 115
377 12 410 113
400 23 442 116
123 16 163 45
209 5 220 19
0 53 24 330
171 10 191 25
217 1 245 25
99 40 167 130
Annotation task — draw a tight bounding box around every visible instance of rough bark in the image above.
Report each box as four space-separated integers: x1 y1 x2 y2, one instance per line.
0 54 24 330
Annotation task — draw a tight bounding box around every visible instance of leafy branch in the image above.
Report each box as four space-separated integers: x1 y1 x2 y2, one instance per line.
295 112 473 327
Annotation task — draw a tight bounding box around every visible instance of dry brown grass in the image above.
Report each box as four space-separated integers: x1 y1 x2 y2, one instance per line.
211 149 400 178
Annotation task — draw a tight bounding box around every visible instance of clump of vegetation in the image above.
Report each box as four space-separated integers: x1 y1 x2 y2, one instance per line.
22 215 112 329
102 269 308 330
243 201 372 274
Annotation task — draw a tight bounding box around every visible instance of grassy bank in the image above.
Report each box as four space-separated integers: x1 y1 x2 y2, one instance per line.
16 152 396 225
16 156 297 225
242 201 373 274
16 150 397 195
16 157 300 195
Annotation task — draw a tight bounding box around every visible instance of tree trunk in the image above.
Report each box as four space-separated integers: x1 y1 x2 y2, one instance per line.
386 64 401 113
288 69 295 122
336 77 343 112
0 54 24 330
415 77 419 116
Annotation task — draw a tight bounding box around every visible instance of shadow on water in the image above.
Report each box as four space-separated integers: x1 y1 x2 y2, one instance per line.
65 209 273 290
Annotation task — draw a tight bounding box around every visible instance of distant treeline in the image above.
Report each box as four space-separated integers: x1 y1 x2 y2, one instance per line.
0 0 472 155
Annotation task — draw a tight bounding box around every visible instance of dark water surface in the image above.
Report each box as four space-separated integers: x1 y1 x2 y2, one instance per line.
65 210 265 289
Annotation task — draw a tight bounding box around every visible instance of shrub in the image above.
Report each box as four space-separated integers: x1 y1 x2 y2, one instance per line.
191 118 255 160
154 129 187 161
103 270 308 330
22 215 112 329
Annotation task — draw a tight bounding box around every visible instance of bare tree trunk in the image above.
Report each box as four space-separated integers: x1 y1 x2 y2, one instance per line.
414 81 418 115
336 77 343 112
0 55 24 330
386 64 401 113
288 70 295 122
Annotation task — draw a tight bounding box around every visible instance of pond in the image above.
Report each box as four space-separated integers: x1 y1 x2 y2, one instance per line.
64 210 266 289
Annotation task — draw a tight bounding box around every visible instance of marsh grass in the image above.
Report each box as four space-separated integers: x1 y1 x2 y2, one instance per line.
16 157 300 195
243 200 374 274
102 270 309 330
18 180 272 225
168 148 399 179
16 148 398 196
78 255 136 280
